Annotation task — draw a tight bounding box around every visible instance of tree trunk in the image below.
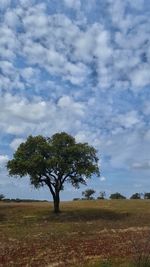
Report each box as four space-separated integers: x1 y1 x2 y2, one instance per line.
53 192 60 213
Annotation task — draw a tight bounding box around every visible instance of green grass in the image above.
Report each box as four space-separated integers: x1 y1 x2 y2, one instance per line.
1 200 150 266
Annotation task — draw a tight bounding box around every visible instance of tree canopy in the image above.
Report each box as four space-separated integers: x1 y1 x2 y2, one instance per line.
82 189 96 200
7 132 100 213
130 193 141 199
110 192 126 199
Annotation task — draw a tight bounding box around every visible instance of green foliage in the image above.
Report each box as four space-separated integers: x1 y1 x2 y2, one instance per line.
130 193 141 199
110 192 126 199
73 198 80 201
7 132 100 212
82 189 96 200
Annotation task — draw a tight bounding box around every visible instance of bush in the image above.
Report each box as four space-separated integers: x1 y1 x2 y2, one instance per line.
144 193 150 199
130 193 141 199
0 194 5 201
97 191 106 200
110 192 126 199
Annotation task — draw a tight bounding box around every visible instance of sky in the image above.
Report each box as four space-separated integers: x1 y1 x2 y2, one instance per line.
0 0 150 200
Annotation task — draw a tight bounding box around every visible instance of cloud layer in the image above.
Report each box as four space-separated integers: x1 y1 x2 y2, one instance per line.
0 0 150 199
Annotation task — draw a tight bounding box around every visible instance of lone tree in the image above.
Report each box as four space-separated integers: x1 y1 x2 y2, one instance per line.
7 132 100 213
82 189 96 200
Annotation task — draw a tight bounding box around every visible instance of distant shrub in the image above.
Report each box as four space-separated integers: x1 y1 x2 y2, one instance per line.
110 192 126 199
0 194 5 201
3 198 48 202
97 191 106 200
144 193 150 199
130 193 141 199
73 198 80 201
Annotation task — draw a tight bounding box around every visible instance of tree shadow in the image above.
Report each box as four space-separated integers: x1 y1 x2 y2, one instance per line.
0 213 6 222
44 208 130 222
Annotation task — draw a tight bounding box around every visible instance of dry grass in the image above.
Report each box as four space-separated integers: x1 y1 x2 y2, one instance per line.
1 200 150 267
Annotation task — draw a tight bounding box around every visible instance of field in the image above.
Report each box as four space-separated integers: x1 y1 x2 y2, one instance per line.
1 200 150 267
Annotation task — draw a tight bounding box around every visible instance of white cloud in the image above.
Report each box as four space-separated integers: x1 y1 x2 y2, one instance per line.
100 176 106 182
115 111 140 129
132 161 150 170
131 66 150 88
21 67 34 80
134 183 142 188
57 95 85 116
128 0 144 10
0 0 150 199
0 93 86 136
0 155 9 167
0 0 11 10
0 26 18 60
64 0 81 10
10 138 25 150
19 0 35 8
4 10 20 28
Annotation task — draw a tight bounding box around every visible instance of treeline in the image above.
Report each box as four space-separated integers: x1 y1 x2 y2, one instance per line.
73 190 150 201
3 199 48 203
0 195 48 202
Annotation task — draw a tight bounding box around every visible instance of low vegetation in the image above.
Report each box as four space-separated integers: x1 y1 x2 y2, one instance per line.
1 200 150 266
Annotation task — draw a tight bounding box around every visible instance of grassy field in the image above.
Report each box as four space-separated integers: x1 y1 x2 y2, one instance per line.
1 200 150 267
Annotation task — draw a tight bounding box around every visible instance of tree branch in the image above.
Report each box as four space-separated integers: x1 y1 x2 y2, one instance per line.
44 175 56 198
61 170 77 186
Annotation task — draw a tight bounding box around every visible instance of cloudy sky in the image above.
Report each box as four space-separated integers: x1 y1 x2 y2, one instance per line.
0 0 150 200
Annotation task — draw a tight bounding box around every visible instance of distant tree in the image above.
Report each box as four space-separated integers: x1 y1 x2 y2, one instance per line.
7 132 100 213
97 191 106 199
110 192 126 199
73 198 80 201
0 194 5 201
130 193 141 199
144 193 150 199
82 189 96 200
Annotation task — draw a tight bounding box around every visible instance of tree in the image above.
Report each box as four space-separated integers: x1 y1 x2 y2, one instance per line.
7 132 100 213
82 189 96 200
0 194 5 201
130 193 141 199
97 191 106 200
144 193 150 199
110 192 126 199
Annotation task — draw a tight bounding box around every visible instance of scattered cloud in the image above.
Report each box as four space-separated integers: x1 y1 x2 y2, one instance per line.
64 0 81 10
10 138 25 150
132 161 150 170
0 155 9 167
0 0 149 199
100 176 106 182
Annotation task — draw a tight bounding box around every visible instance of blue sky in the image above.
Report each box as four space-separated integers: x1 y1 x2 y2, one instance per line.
0 0 150 200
